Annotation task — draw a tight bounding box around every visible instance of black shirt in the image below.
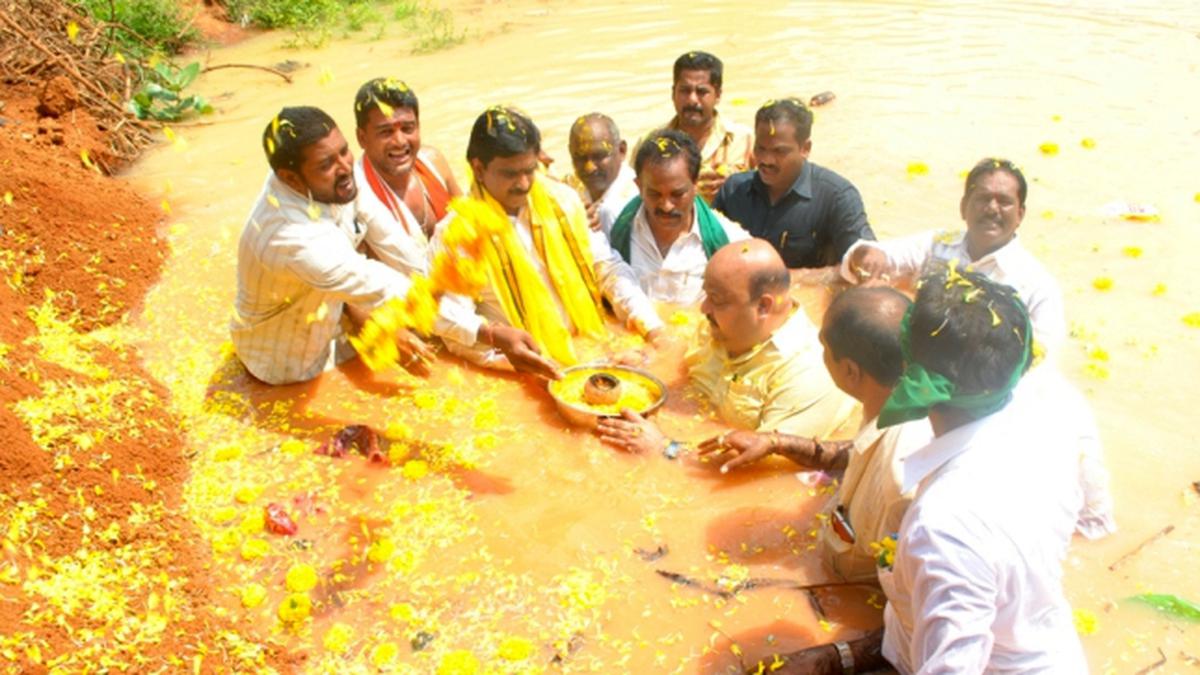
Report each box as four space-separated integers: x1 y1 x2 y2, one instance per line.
713 161 875 268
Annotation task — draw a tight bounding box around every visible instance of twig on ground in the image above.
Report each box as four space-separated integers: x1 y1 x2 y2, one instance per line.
202 63 293 83
1133 648 1167 675
1109 525 1175 571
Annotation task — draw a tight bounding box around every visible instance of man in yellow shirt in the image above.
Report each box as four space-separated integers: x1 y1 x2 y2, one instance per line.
631 51 753 202
597 239 854 451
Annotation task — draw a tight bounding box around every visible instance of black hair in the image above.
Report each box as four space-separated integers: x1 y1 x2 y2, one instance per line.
747 266 791 300
354 77 420 129
673 51 723 90
909 262 1031 395
569 113 621 145
964 157 1028 208
262 106 337 173
823 287 910 386
755 97 814 144
633 128 701 182
466 106 541 167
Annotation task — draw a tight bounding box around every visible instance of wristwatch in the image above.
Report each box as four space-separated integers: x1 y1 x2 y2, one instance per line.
833 640 855 675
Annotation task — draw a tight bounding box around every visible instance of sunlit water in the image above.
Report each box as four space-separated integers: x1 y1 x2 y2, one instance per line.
129 1 1200 671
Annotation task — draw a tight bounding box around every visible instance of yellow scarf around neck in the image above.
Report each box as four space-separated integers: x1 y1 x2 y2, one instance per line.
447 179 607 365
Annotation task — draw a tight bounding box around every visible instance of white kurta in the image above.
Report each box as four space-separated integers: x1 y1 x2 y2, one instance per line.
840 231 1067 357
231 173 414 384
594 164 640 237
881 395 1087 674
625 204 750 305
352 157 430 278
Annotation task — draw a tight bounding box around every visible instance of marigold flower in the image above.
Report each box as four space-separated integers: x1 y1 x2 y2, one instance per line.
240 583 267 609
240 538 269 561
498 636 535 661
322 622 353 654
278 592 311 623
285 563 318 592
401 460 429 480
368 538 395 563
437 650 481 675
370 642 399 667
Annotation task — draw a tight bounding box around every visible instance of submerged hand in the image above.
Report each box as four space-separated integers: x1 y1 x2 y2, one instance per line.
697 429 777 473
396 328 435 376
596 408 667 454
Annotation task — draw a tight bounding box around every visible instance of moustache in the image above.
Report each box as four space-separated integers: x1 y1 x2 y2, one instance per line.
653 209 683 221
683 105 704 115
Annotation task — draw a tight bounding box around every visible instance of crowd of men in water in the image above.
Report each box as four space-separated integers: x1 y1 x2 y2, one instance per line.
233 49 1114 673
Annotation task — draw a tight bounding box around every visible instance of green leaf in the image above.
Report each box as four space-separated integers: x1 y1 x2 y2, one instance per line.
177 62 201 89
1128 593 1200 621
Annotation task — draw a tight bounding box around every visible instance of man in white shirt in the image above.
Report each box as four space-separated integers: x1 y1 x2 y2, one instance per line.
563 113 639 237
607 129 749 306
432 106 665 379
841 158 1066 356
352 77 461 250
232 106 431 385
698 287 933 584
768 263 1087 674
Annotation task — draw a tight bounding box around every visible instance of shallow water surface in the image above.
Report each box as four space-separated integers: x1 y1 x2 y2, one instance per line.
130 1 1200 671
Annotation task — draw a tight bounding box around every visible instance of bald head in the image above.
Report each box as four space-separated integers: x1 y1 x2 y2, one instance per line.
569 113 619 146
569 113 626 201
822 287 911 386
708 239 791 300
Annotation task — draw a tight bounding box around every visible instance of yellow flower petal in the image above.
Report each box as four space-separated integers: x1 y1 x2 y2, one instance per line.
1092 276 1113 291
240 583 267 609
285 563 319 592
278 592 311 623
498 636 534 661
1039 142 1059 156
240 538 269 561
906 162 929 177
323 623 353 654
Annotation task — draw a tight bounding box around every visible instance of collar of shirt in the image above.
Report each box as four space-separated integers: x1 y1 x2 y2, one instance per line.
667 111 733 159
898 407 1002 494
633 203 702 260
715 304 817 367
750 160 814 202
940 230 1031 276
599 164 638 207
265 173 356 232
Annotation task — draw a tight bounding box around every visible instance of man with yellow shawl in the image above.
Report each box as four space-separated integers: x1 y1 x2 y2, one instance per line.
432 106 665 378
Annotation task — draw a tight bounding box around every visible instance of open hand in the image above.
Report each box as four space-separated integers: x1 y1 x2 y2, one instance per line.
596 408 667 454
697 429 777 473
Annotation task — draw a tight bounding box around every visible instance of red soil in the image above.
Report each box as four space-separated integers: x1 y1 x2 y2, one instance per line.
0 80 288 671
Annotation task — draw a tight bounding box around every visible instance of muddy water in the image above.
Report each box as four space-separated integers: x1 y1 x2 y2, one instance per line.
129 1 1200 671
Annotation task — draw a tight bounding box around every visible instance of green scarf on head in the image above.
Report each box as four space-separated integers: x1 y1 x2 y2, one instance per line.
608 195 729 263
878 302 1032 428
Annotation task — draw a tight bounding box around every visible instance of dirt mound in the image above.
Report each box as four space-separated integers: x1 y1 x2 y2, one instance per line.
0 80 289 671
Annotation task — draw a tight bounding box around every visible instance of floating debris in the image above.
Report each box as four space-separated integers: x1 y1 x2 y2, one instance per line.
809 91 836 106
1100 201 1161 221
